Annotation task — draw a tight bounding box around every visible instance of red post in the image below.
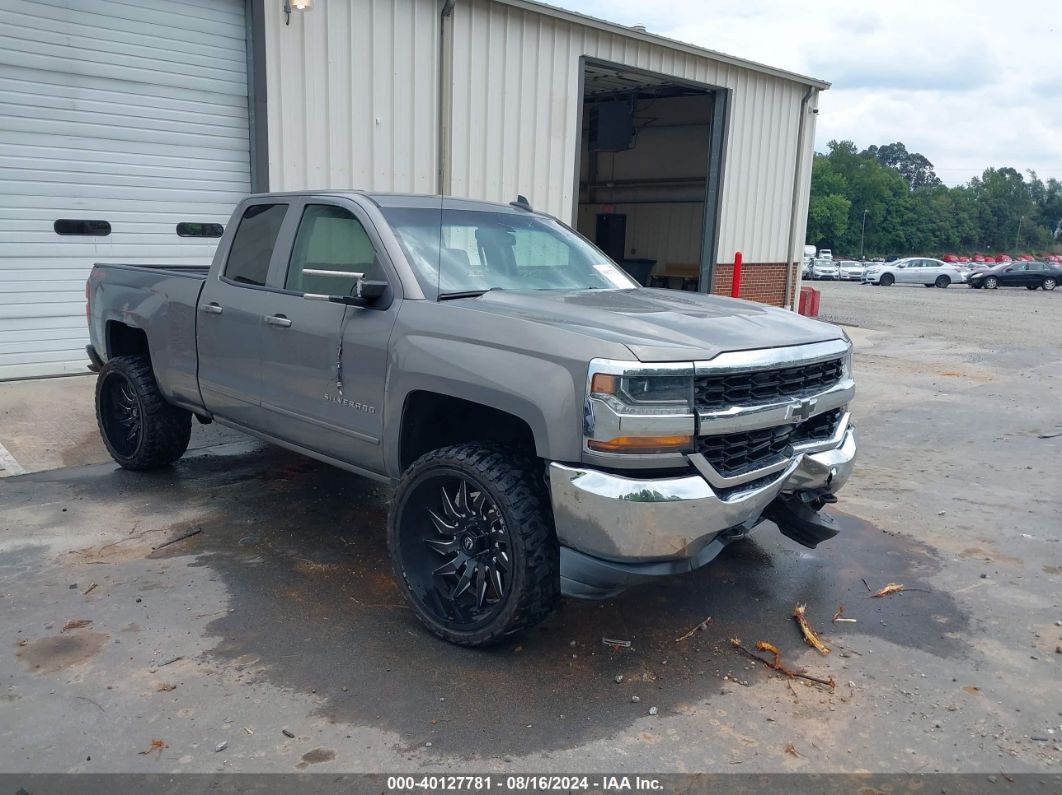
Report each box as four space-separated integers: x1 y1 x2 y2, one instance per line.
730 251 743 298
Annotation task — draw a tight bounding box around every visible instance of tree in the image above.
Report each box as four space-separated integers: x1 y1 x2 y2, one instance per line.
865 142 942 190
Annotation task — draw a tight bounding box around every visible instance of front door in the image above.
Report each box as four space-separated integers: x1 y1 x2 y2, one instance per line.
197 201 290 428
255 201 398 471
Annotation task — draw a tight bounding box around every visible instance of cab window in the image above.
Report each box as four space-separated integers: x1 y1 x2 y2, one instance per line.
224 203 287 286
285 205 384 295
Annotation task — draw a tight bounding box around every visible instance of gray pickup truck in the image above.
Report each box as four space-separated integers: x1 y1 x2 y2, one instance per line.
86 191 856 646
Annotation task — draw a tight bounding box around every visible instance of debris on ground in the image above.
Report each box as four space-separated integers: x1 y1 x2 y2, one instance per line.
614 675 624 683
675 616 713 642
282 729 295 738
214 741 228 753
156 656 182 668
832 605 857 623
152 528 203 551
631 696 640 703
648 706 658 716
82 583 98 596
871 582 905 598
784 742 800 757
730 638 835 690
61 619 92 632
138 739 166 757
602 638 631 648
156 683 176 692
244 727 254 735
793 604 830 655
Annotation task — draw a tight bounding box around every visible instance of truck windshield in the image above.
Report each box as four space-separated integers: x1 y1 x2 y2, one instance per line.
379 207 637 298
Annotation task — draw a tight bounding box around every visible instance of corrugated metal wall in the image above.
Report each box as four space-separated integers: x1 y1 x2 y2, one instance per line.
450 0 809 264
263 0 439 193
263 0 816 266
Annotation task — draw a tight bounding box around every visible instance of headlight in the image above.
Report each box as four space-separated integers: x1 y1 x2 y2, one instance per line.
585 360 694 454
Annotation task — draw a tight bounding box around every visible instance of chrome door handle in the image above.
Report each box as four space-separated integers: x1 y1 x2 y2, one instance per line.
265 315 292 328
200 303 223 315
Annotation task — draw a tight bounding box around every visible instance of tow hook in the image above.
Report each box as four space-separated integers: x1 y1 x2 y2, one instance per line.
764 492 840 549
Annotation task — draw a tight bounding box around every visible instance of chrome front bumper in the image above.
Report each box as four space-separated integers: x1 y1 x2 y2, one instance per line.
548 422 857 593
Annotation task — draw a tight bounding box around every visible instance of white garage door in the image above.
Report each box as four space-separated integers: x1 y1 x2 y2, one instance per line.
0 0 251 380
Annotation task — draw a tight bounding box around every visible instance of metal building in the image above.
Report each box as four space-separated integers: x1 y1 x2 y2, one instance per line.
0 0 827 380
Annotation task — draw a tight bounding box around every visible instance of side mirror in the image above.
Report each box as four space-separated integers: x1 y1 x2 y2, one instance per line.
896 263 906 269
303 278 389 307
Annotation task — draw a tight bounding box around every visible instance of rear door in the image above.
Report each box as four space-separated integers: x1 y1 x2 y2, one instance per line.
197 201 290 427
254 198 399 472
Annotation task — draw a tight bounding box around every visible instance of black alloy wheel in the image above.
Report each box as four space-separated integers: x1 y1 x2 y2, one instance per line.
880 273 895 286
98 370 143 458
388 444 559 646
935 275 950 288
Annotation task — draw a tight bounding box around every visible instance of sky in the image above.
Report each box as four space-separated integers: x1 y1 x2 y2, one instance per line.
560 0 1060 186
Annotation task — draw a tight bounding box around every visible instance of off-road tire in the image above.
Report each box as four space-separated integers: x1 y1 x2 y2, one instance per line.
880 273 895 286
95 354 191 470
388 444 560 647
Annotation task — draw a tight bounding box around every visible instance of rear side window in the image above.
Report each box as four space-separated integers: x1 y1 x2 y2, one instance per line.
177 222 224 238
223 204 287 286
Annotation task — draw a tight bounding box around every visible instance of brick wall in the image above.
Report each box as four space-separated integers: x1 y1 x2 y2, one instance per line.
709 262 800 307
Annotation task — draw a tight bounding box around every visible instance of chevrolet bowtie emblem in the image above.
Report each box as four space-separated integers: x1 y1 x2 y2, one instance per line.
790 398 817 422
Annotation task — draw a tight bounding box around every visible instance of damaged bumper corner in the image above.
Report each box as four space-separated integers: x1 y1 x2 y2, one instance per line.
549 422 857 599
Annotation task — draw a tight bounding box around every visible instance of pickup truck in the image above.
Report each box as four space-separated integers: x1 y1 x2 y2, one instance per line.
86 191 857 647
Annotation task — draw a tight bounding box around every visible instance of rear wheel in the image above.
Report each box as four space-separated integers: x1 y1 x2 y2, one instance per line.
95 355 191 470
1044 277 1057 291
388 444 560 647
880 273 895 286
984 276 999 289
935 275 951 288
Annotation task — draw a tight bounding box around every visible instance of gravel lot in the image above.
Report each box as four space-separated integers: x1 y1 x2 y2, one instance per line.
0 282 1059 776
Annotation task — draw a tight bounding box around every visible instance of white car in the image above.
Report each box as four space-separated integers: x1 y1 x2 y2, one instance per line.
836 260 865 281
818 249 833 260
810 258 839 280
862 257 967 287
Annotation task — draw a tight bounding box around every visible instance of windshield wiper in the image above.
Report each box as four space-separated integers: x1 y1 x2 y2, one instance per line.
438 288 501 301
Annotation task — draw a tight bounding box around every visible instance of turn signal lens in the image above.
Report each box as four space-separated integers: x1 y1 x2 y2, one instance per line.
590 373 618 396
587 435 693 454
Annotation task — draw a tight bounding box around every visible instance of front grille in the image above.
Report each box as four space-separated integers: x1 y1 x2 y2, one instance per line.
695 358 844 411
791 408 842 444
697 409 844 478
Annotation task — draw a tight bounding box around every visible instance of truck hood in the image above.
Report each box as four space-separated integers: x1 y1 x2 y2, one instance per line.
456 288 844 361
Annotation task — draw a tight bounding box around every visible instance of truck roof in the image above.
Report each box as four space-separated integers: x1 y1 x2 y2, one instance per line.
245 190 542 216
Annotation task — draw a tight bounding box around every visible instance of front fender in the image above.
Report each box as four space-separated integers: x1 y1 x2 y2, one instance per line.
384 333 584 476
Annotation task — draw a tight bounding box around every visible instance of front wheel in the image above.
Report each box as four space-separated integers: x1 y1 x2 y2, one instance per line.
1043 277 1057 291
388 444 560 646
984 276 999 289
935 275 951 288
880 273 895 286
95 355 191 470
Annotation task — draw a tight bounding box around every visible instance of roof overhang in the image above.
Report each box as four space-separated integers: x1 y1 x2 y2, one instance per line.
488 0 831 91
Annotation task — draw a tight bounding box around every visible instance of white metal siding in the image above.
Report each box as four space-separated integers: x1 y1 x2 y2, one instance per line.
263 0 439 193
0 0 250 380
450 0 808 265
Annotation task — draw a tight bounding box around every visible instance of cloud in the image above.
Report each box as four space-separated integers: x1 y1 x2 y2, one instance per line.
560 0 1062 185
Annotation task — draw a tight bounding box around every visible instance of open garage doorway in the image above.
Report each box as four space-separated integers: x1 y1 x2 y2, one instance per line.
575 60 727 292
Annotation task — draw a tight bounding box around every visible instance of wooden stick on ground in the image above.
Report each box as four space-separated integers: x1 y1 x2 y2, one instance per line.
730 638 835 690
794 604 830 655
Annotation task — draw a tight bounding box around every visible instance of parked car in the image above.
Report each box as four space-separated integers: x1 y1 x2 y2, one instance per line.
967 261 1060 290
836 260 865 281
85 191 857 647
817 249 833 260
810 258 840 280
861 257 967 287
